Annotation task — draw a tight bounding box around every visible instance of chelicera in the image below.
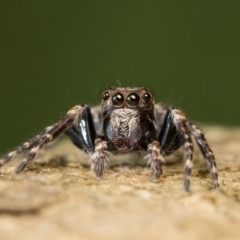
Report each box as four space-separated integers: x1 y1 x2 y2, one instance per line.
0 87 219 191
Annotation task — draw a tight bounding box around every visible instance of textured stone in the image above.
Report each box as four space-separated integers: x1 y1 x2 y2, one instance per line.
0 126 240 240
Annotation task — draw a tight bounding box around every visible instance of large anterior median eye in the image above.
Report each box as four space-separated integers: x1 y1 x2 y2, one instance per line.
126 93 140 106
112 92 124 106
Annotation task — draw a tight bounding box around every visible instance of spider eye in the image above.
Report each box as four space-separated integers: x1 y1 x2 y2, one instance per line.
102 91 110 100
142 93 151 102
126 93 140 106
112 92 124 106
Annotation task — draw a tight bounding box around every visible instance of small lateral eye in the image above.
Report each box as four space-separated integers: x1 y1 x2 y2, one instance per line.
112 92 124 106
102 91 110 100
142 92 151 102
126 93 140 106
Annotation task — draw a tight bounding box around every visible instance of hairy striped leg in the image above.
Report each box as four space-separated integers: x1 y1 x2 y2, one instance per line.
146 141 165 182
90 138 110 178
188 123 219 188
0 105 84 173
0 129 50 167
170 108 194 192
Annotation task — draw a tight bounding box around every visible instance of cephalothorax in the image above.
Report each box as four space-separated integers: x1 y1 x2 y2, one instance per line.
0 87 219 191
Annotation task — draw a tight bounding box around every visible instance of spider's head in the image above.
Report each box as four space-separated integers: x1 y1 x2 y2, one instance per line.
101 87 156 152
101 87 155 117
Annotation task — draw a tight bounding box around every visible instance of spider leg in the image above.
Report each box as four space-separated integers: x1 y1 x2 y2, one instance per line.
145 141 165 182
90 138 110 178
168 108 193 192
0 105 84 173
65 106 96 153
0 127 53 167
187 123 219 188
65 106 109 178
146 104 181 182
91 105 103 135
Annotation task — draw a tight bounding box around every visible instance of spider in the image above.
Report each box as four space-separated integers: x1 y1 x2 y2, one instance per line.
0 87 219 191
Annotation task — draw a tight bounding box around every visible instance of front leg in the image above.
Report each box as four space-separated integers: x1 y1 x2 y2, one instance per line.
65 106 97 154
91 139 109 178
146 141 165 182
157 108 194 191
65 106 109 178
169 108 194 191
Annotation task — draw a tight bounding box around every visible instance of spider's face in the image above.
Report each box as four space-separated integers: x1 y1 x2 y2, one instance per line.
101 87 154 116
100 87 156 152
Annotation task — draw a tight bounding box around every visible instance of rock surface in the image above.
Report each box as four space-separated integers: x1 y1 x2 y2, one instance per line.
0 126 240 240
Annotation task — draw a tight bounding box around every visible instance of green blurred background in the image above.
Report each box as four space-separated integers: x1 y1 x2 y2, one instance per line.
0 1 240 153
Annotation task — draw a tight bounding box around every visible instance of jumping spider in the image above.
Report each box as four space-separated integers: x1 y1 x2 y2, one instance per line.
0 87 219 191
